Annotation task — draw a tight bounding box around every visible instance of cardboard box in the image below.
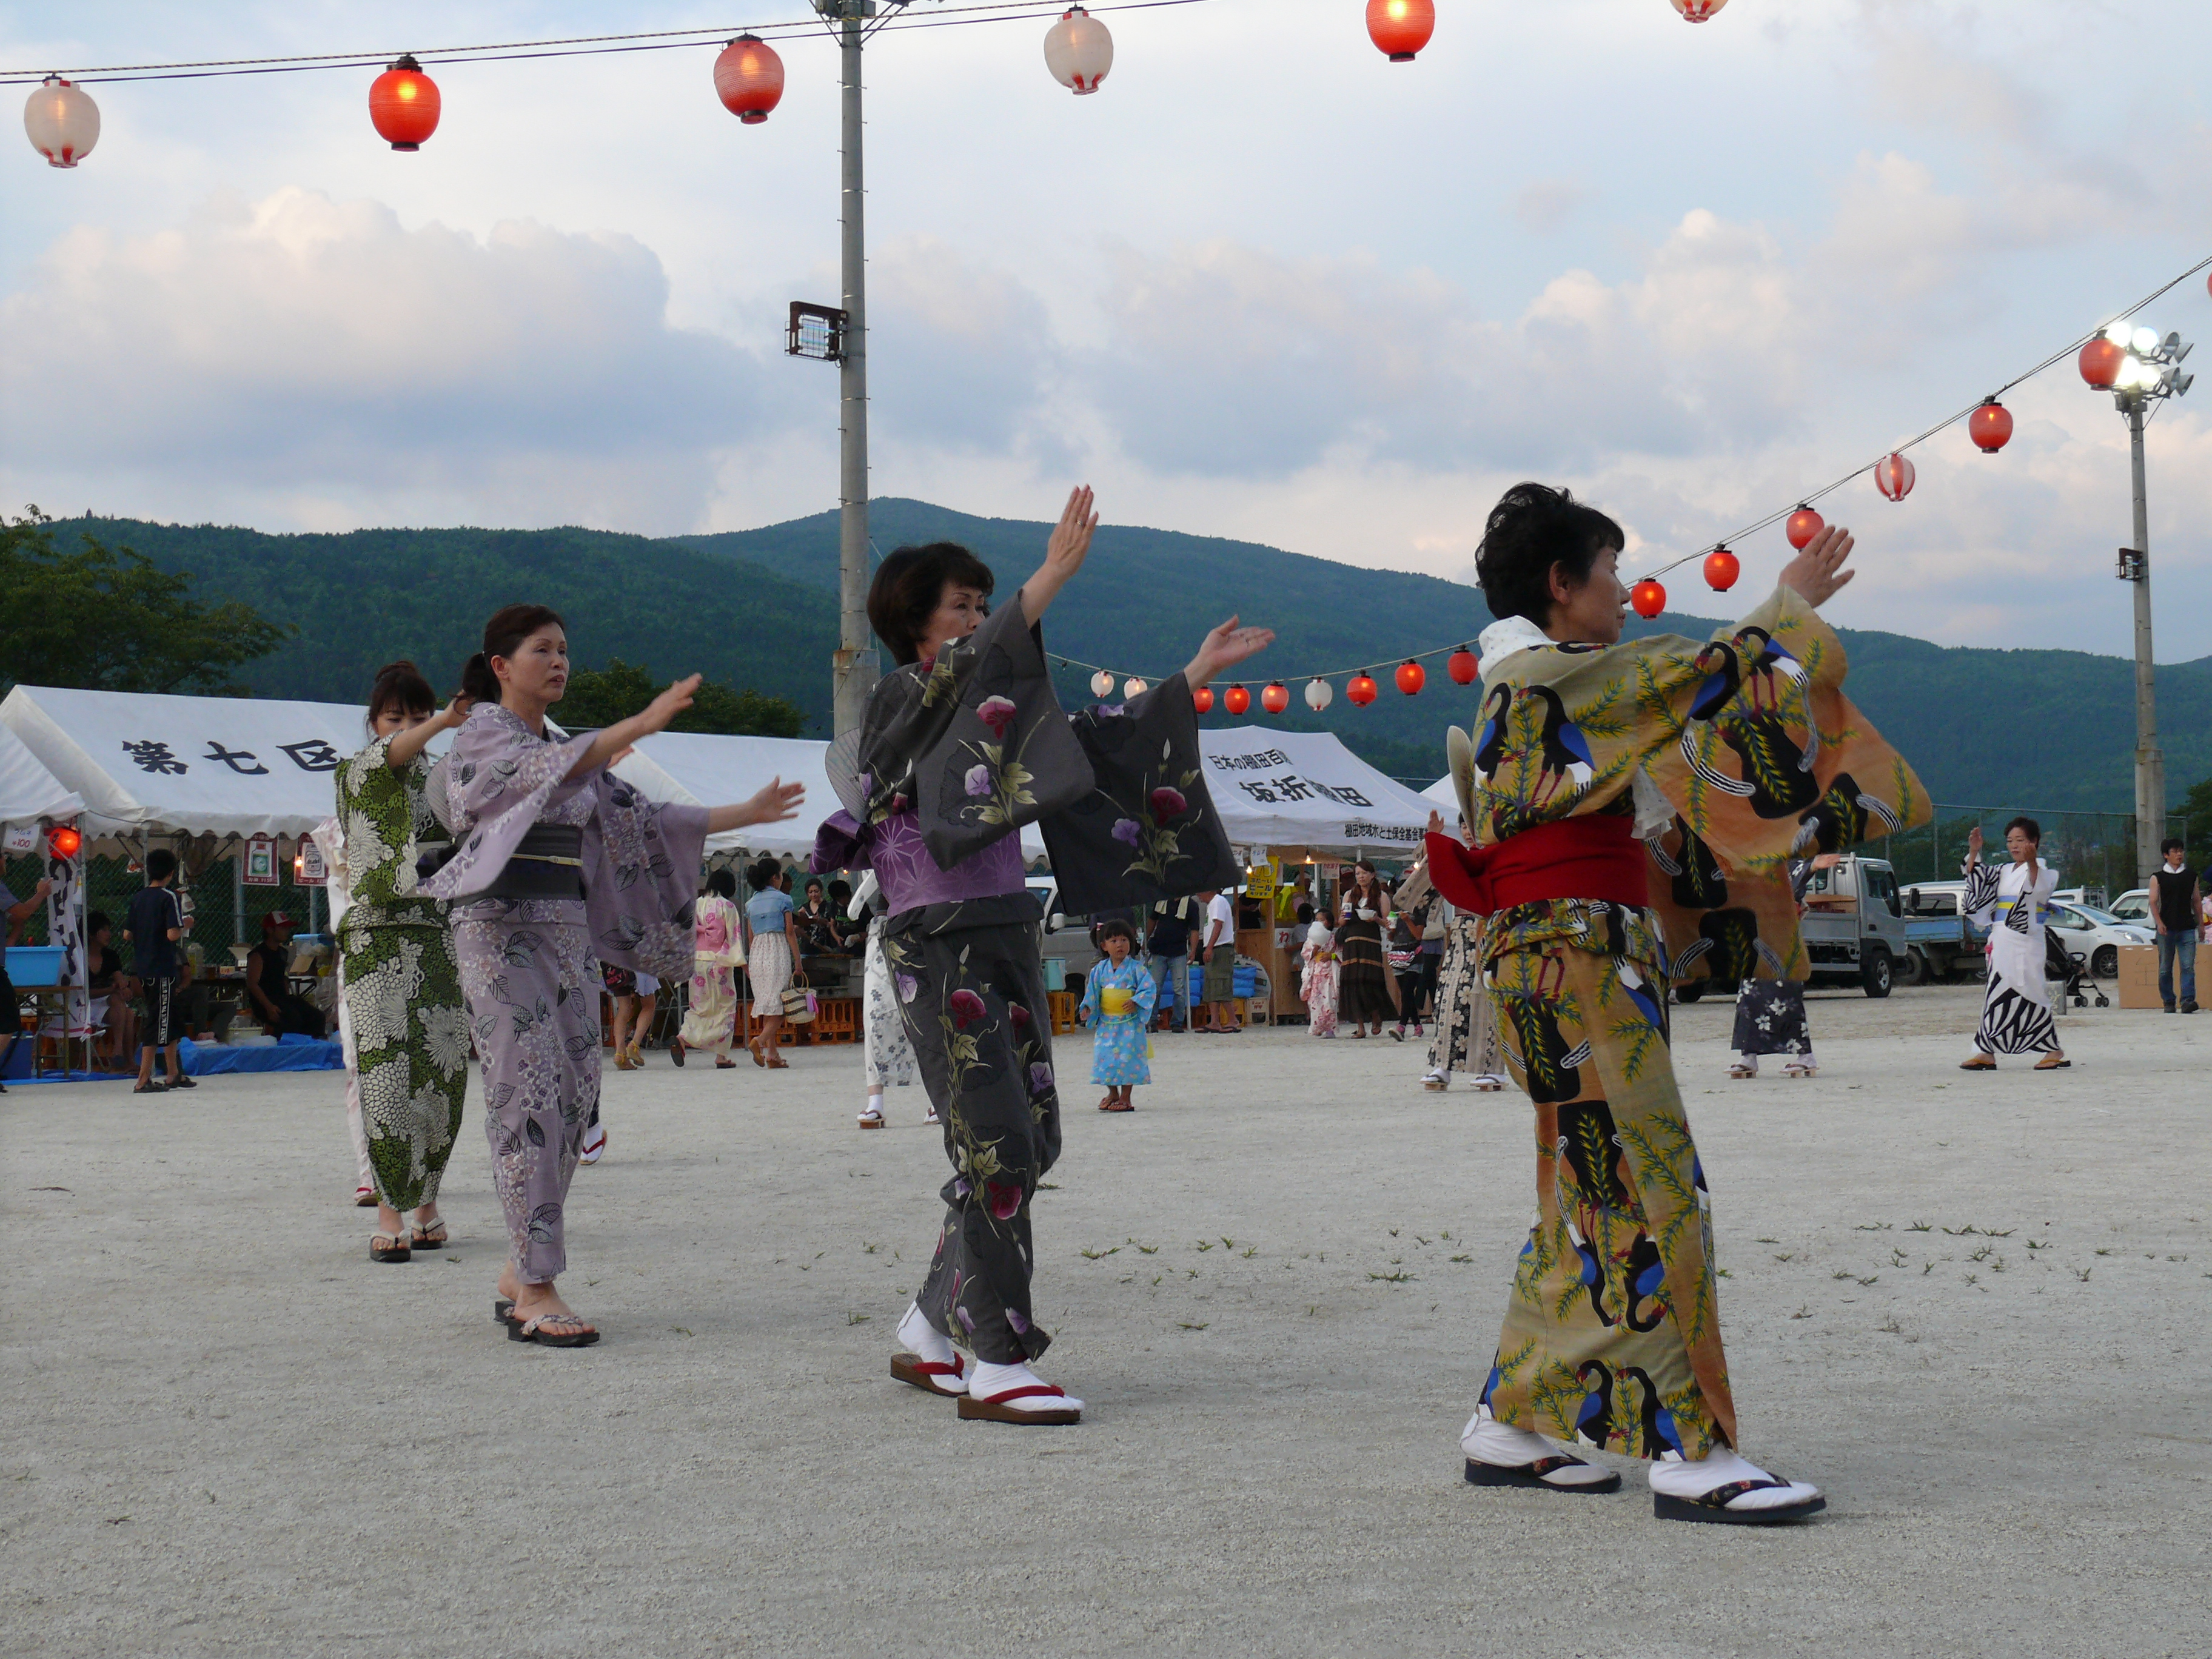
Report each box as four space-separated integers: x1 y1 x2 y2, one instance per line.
2114 943 2162 1010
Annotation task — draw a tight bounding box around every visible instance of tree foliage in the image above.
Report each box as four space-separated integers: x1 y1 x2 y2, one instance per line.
0 509 291 695
559 657 806 738
2181 775 2212 856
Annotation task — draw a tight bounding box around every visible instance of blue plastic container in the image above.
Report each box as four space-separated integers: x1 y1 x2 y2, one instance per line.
5 945 65 986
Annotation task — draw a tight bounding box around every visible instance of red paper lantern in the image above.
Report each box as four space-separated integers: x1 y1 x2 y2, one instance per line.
1224 683 1252 716
1366 0 1436 61
1193 685 1214 714
1260 680 1290 714
1630 579 1666 619
1446 645 1478 685
1968 399 2013 454
47 824 82 859
1346 671 1379 707
1874 452 1915 502
714 35 786 125
1703 548 1740 592
2079 337 2126 389
1395 659 1426 696
369 55 441 151
1785 505 1824 550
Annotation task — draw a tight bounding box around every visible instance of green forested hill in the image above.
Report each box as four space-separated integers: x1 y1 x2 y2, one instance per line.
54 503 2212 811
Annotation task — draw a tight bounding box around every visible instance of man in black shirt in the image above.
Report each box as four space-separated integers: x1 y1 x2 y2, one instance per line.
2151 837 2200 1014
124 849 195 1093
1146 897 1198 1033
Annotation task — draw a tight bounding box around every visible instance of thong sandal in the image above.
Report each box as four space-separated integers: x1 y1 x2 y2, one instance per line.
1653 1479 1826 1526
409 1219 449 1252
493 1297 518 1326
370 1233 411 1264
2036 1054 2071 1070
890 1350 968 1398
1104 1101 1135 1112
1960 1055 1996 1071
748 1038 766 1069
508 1311 600 1347
957 1383 1081 1426
766 1054 789 1070
1464 1454 1621 1494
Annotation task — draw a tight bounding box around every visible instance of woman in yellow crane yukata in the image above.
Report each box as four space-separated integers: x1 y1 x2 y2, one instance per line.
1424 483 1928 1526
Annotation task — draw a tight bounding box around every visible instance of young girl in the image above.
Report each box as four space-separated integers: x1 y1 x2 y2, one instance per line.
1082 919 1156 1111
1301 904 1340 1038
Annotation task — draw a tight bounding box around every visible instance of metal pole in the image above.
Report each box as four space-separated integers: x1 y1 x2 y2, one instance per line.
831 4 876 737
2127 397 2163 885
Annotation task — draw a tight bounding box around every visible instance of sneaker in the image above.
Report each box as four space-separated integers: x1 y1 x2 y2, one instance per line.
2184 1000 2200 1014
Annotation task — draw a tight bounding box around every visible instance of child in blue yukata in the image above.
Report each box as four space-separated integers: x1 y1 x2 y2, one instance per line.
1080 918 1156 1113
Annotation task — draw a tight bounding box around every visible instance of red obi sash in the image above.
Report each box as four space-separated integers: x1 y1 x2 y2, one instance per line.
1424 815 1649 916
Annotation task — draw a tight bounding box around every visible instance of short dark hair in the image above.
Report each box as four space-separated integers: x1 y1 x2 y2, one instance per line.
2004 816 2042 846
1096 917 1136 947
827 879 853 904
805 877 824 894
2162 836 2185 856
706 868 737 900
868 542 995 666
366 660 437 731
461 605 565 706
146 849 178 882
87 909 111 936
1475 482 1626 628
746 856 782 893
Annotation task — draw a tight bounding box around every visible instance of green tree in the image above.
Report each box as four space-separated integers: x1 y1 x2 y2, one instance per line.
2180 775 2212 857
0 508 291 695
559 657 806 738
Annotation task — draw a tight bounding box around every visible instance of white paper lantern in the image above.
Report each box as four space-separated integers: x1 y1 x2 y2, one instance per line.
1122 677 1147 699
1090 669 1116 697
1044 7 1114 95
1304 678 1333 712
24 76 99 169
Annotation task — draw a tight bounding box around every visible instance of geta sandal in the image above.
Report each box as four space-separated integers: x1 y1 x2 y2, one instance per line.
370 1233 412 1264
1959 1056 1996 1071
890 1351 967 1397
2035 1054 2071 1070
957 1383 1081 1426
409 1220 449 1252
1463 1455 1620 1493
1653 1480 1825 1526
1728 1062 1755 1079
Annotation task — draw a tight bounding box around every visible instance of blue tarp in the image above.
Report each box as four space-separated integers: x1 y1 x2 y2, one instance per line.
1156 963 1259 1010
181 1036 343 1074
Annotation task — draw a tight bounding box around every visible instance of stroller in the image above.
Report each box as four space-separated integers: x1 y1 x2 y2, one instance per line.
2046 928 2109 1010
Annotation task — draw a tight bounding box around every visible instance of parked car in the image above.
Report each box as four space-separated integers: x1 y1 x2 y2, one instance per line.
2045 900 2153 980
1899 880 1989 984
2108 887 2150 924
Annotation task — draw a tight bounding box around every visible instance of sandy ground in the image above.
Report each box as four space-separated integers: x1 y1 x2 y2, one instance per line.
4 983 2209 1658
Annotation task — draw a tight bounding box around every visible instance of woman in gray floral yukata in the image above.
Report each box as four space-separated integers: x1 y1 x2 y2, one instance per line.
811 487 1273 1425
421 605 805 1348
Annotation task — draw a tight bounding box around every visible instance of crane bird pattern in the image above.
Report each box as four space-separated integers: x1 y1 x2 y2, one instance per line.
1460 588 1928 1461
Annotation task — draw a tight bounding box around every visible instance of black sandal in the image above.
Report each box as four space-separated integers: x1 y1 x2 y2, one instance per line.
409 1219 449 1252
370 1233 412 1264
1653 1479 1826 1525
669 1037 686 1068
1464 1454 1621 1494
508 1311 600 1347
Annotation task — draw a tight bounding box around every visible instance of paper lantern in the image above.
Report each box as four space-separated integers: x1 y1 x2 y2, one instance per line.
1304 677 1333 711
1044 7 1114 95
1968 399 2013 454
1703 548 1740 592
1446 646 1478 685
1366 0 1436 62
714 34 786 124
2079 337 2126 389
1395 659 1426 696
1090 669 1116 697
1123 676 1147 699
1670 0 1730 18
368 55 441 151
47 824 82 859
1785 505 1824 550
24 76 98 169
1346 671 1379 707
1631 579 1666 619
1224 683 1252 716
1260 681 1290 715
1874 452 1915 502
1193 685 1214 714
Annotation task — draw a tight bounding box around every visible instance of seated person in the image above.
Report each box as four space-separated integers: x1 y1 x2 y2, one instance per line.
244 910 327 1039
823 879 866 954
85 910 138 1069
793 877 842 958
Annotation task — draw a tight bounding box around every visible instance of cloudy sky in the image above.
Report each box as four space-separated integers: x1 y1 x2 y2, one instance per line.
4 0 2210 656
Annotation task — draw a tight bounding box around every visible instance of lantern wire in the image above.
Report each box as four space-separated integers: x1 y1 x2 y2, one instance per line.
1636 248 2212 584
1 1 1219 85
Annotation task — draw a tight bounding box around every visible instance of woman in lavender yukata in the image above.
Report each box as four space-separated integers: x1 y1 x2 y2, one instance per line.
422 604 805 1347
811 488 1272 1424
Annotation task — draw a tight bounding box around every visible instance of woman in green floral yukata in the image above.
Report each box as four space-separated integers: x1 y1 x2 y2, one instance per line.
333 662 473 1265
1430 483 1926 1525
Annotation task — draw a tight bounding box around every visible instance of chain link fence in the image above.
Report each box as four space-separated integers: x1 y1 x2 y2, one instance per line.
5 848 324 973
1868 804 2185 906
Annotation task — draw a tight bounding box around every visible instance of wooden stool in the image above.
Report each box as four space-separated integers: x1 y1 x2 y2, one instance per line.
811 996 860 1045
1047 990 1078 1035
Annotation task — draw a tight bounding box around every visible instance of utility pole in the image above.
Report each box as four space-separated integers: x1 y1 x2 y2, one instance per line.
2125 398 2163 884
830 0 876 737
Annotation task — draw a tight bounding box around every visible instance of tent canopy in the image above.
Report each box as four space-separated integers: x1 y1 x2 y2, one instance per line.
0 720 84 830
1198 728 1432 853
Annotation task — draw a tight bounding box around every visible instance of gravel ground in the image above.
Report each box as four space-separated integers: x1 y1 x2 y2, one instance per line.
4 984 2208 1658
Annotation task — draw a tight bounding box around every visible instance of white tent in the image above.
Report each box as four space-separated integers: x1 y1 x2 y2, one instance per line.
0 720 84 831
1198 728 1433 853
1423 774 1457 808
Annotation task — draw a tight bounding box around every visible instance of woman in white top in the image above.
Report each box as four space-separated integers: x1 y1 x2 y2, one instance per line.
1959 817 2065 1070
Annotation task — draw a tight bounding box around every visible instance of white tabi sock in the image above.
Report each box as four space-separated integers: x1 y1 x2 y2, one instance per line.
1460 1407 1614 1487
896 1301 957 1367
1648 1447 1822 1511
969 1358 1083 1415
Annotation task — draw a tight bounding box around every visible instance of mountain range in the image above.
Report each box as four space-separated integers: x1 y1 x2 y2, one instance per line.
55 500 2211 816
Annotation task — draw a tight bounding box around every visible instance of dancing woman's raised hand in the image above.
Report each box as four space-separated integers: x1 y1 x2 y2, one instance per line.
1182 615 1276 689
1021 485 1101 625
708 777 806 836
1779 523 1855 610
